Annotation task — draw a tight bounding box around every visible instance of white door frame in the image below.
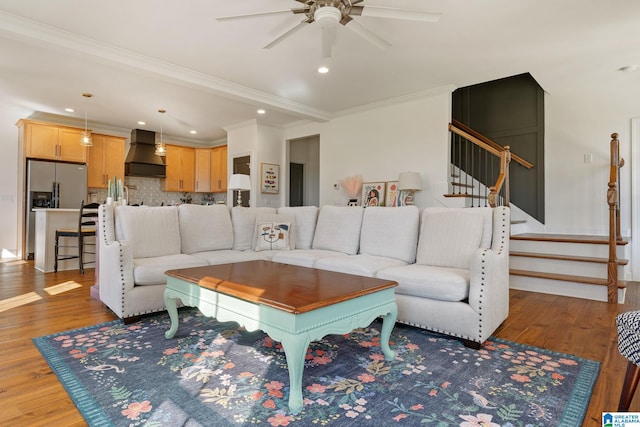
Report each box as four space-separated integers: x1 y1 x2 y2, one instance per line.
630 117 640 280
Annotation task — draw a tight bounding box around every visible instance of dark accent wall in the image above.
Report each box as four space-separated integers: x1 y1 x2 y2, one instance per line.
453 73 545 223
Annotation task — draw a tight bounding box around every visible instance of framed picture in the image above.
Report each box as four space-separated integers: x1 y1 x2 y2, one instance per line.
385 181 399 207
361 182 386 207
260 163 279 194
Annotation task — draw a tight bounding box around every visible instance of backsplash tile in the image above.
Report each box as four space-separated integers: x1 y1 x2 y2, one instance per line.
89 176 227 206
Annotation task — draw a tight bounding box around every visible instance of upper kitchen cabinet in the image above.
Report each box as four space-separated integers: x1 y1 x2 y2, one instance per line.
165 144 195 192
87 134 126 188
18 120 87 163
194 148 211 193
210 145 228 193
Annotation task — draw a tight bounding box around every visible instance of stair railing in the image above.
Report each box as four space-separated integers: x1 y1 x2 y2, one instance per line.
449 120 533 208
607 132 624 303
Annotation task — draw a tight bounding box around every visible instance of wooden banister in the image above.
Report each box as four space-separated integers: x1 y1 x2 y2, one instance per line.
607 132 623 303
450 119 534 169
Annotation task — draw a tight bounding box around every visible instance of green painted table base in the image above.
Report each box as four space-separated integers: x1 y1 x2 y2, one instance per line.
164 276 397 413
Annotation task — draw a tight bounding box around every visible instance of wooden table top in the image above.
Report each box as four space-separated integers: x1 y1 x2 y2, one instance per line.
165 260 397 314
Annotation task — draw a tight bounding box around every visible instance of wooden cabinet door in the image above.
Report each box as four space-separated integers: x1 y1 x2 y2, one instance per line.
58 128 87 163
181 147 196 192
25 122 58 160
210 145 228 192
88 134 125 188
165 145 182 192
194 148 211 193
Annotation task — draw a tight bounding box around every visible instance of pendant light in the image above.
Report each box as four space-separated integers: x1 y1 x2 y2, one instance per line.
155 109 166 156
80 93 93 147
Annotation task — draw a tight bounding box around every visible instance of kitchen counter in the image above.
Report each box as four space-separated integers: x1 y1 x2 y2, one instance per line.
33 208 95 273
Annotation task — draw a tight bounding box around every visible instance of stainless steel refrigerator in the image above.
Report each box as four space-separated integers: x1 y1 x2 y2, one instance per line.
26 159 88 259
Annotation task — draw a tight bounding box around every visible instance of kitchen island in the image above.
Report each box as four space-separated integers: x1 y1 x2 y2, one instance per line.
33 208 94 273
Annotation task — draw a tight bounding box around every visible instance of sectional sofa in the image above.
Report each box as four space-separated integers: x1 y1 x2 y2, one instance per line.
97 203 510 348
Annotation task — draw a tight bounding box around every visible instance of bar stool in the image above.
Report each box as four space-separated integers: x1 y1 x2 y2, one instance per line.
54 200 100 273
616 310 640 410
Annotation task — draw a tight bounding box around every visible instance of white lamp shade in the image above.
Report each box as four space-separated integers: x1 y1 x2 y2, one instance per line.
228 174 251 191
398 172 422 191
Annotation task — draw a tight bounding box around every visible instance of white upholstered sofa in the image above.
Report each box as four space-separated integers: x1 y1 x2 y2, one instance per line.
97 203 510 347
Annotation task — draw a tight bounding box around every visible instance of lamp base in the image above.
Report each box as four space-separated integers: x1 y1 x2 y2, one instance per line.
236 190 242 207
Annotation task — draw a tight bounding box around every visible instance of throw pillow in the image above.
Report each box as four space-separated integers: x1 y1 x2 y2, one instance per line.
254 222 291 251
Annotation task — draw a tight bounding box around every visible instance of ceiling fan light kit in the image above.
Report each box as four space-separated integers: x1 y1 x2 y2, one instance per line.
218 0 440 56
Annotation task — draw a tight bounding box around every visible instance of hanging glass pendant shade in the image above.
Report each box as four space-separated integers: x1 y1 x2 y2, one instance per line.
80 93 93 147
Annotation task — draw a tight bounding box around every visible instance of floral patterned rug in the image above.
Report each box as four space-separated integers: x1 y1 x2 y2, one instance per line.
33 308 598 427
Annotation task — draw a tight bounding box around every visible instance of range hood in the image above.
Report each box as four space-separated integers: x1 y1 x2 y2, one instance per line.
125 129 166 177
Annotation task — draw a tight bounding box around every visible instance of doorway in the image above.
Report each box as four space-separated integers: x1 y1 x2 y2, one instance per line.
288 135 319 206
290 163 304 207
232 155 250 207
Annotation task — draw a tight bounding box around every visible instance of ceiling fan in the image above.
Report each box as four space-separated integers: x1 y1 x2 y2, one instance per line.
217 0 441 58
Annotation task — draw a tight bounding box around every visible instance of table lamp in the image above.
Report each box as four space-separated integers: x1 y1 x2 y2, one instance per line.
228 174 251 207
398 171 422 206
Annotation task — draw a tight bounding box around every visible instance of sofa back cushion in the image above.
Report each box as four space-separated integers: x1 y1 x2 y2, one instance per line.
277 206 318 249
312 206 364 255
231 207 277 250
178 204 233 254
416 207 493 269
360 206 420 263
115 205 181 259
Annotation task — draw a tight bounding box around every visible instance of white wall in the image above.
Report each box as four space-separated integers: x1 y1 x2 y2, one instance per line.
283 87 452 208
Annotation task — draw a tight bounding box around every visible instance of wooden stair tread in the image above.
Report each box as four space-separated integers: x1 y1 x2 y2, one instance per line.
511 233 629 245
510 251 628 265
442 193 489 200
510 269 627 288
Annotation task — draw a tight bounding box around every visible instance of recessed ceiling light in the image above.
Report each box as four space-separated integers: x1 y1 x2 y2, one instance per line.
257 109 266 115
65 108 74 113
619 65 639 73
138 121 146 125
318 66 329 74
190 130 197 134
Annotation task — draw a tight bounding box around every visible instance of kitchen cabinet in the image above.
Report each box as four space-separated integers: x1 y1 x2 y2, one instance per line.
210 145 228 192
165 144 195 192
87 134 126 188
194 148 211 193
18 120 87 163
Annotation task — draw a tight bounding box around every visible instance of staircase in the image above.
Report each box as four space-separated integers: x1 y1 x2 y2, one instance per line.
509 233 629 303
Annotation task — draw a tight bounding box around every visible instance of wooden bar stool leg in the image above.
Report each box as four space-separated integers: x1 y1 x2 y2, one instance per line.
79 235 84 274
619 360 640 411
54 232 60 273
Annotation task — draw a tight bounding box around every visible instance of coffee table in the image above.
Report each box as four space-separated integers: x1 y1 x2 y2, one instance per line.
163 260 398 413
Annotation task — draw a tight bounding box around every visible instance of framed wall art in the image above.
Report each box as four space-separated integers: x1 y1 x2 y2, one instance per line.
260 163 279 194
385 181 399 207
361 182 386 207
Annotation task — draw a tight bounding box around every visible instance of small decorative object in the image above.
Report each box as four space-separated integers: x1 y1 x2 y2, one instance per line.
260 163 279 194
180 192 192 204
228 174 251 207
339 175 363 206
385 181 399 207
398 171 422 206
362 182 386 207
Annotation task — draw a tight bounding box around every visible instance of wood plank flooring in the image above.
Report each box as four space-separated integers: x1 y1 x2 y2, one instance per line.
1 260 639 426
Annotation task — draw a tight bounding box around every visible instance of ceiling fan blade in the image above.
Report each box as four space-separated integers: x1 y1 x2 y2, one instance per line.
343 18 390 50
264 20 309 49
217 9 297 21
351 5 441 22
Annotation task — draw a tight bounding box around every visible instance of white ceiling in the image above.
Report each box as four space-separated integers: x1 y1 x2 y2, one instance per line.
0 0 639 144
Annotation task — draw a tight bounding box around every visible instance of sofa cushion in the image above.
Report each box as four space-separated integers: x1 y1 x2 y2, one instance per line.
132 254 208 286
178 204 233 254
231 207 277 250
416 207 492 269
377 264 470 302
115 206 181 259
312 206 364 255
190 249 271 265
271 249 348 268
314 254 407 277
277 206 318 249
360 206 419 263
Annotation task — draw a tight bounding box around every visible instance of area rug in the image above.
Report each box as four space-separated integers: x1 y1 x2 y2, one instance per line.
34 308 599 427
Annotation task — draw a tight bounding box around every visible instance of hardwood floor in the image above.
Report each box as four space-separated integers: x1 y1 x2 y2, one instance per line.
1 260 638 426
